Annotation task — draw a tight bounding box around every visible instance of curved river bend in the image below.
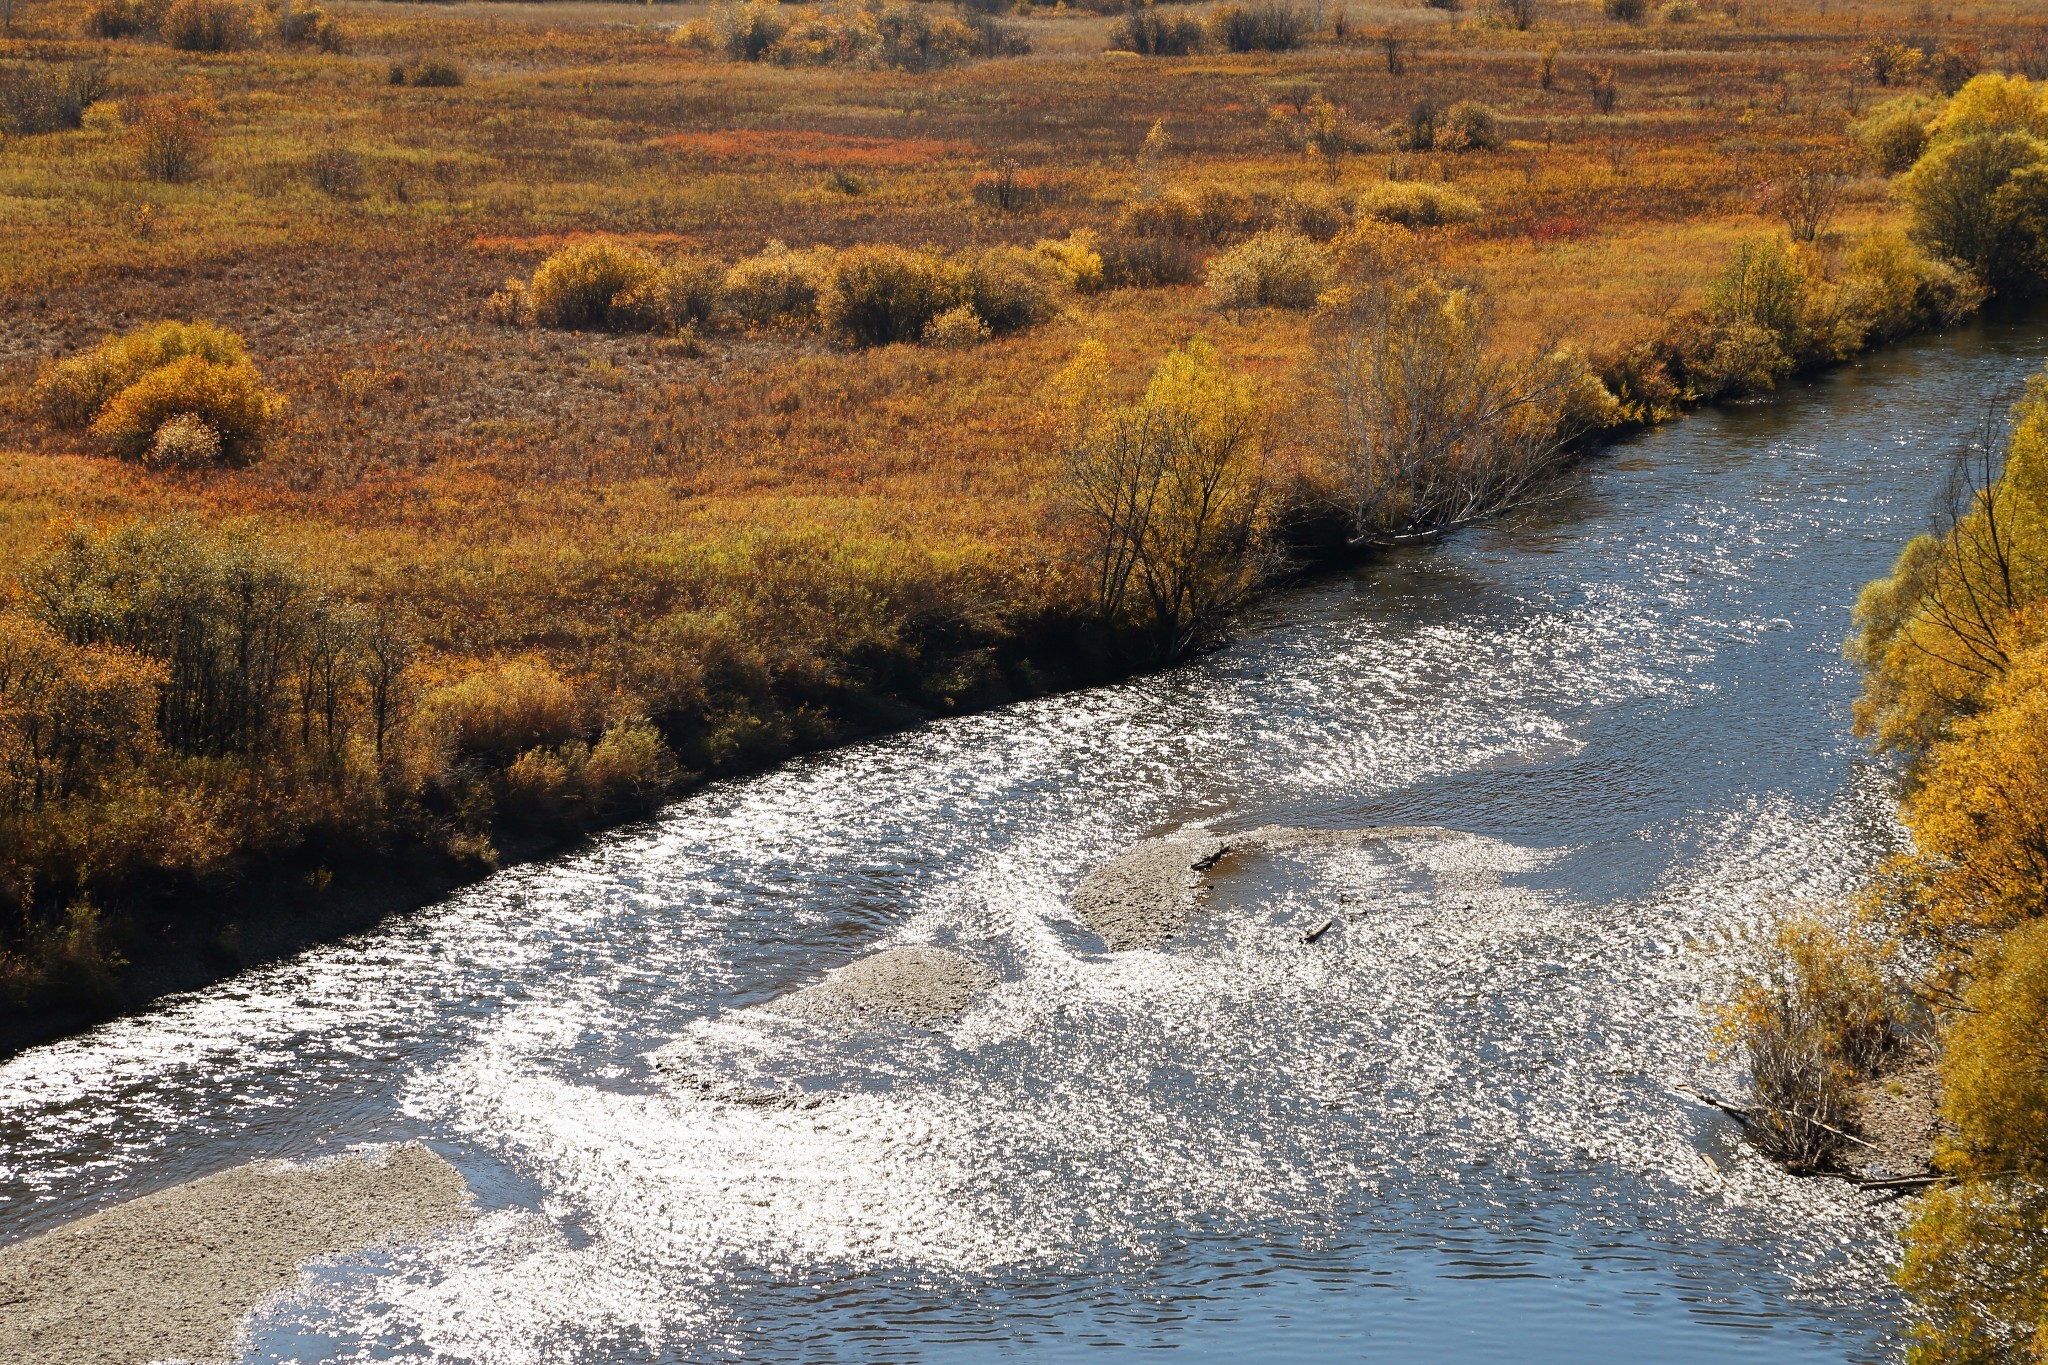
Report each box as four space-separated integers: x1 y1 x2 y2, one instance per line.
4 317 2046 1364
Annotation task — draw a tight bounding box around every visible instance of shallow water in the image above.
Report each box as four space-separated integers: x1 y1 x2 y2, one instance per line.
4 316 2046 1363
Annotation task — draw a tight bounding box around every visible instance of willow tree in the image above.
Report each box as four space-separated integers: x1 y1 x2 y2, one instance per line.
1054 339 1272 661
1312 229 1604 544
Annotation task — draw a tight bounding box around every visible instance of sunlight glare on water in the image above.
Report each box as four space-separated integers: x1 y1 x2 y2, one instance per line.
3 316 2047 1363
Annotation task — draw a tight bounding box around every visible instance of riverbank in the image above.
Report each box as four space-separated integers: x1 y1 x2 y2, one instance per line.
8 0 2045 1048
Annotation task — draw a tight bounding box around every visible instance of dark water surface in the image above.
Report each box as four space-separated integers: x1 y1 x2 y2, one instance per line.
5 316 2047 1363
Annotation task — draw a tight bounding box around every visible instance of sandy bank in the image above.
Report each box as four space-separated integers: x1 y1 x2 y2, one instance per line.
769 945 993 1026
1073 825 1461 951
0 1144 471 1365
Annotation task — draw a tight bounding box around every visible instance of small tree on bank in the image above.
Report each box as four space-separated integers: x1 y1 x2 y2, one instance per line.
1054 339 1273 661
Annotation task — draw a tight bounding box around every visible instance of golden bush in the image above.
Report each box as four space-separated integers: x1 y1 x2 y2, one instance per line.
428 659 582 759
1205 229 1330 310
721 240 834 325
1852 95 1937 175
1353 180 1482 227
527 238 662 330
614 256 725 333
1033 232 1105 293
88 355 283 463
584 720 676 803
822 244 969 346
35 319 249 429
965 246 1063 334
922 303 991 348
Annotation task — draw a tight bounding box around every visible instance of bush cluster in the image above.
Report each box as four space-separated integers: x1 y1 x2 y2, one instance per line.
1894 74 2048 294
504 236 1076 348
1116 179 1363 244
1110 0 1305 55
0 523 683 1006
681 1 1026 70
0 61 110 136
1206 230 1331 310
1599 229 1977 416
34 321 285 467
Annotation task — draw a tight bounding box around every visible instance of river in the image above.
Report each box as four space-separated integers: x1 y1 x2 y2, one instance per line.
3 314 2045 1363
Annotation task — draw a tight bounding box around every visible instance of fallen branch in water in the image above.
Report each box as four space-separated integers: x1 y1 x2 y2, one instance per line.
1673 1084 1882 1152
1302 915 1335 943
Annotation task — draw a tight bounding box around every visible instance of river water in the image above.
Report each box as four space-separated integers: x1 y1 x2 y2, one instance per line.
4 316 2046 1363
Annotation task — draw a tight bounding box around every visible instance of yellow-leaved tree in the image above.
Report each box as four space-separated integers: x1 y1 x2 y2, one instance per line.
1053 338 1272 661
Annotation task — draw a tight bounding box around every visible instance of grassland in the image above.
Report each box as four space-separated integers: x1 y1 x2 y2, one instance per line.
2 0 2045 1025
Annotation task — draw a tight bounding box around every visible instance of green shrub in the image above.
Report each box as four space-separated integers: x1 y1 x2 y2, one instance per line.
822 244 969 346
1852 95 1937 175
88 355 283 463
1898 131 2048 288
1206 229 1330 310
160 0 251 51
965 246 1063 334
1353 180 1482 227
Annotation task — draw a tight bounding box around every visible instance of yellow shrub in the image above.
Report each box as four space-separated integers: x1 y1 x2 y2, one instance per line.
35 319 249 429
1206 229 1330 310
1842 228 1983 341
1353 180 1482 227
584 720 675 803
965 246 1063 334
428 659 582 758
614 256 725 333
1897 642 2048 948
1940 916 2048 1178
922 303 991 348
721 240 834 324
1852 95 1937 175
822 244 968 346
527 238 662 330
1033 232 1105 293
1928 72 2048 145
1898 1180 2048 1365
87 355 283 463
